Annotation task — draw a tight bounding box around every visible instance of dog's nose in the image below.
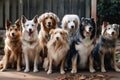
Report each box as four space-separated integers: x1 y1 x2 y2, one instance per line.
89 27 93 31
48 22 51 25
56 37 59 40
71 26 74 29
12 33 15 36
29 29 32 32
112 32 114 35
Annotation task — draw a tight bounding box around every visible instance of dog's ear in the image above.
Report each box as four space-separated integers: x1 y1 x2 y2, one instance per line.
15 19 21 30
6 19 11 30
101 21 109 35
81 17 85 21
51 13 60 23
33 15 38 23
21 15 27 23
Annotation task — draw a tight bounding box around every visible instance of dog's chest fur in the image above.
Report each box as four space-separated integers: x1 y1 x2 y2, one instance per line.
76 38 94 68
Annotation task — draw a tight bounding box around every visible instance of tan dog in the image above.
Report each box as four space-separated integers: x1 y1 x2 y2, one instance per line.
0 19 22 72
43 28 69 74
38 12 60 59
21 15 40 72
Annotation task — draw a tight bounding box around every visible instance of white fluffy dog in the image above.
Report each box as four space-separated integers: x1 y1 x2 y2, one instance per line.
61 14 80 36
21 15 40 72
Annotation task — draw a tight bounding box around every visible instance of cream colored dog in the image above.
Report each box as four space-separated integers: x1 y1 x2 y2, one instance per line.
21 15 40 72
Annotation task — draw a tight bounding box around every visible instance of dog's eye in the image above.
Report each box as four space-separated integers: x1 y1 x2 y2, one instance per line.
10 28 12 31
15 29 17 31
68 21 70 23
50 17 52 19
60 32 62 35
73 20 75 23
108 28 110 30
32 24 34 26
26 24 29 26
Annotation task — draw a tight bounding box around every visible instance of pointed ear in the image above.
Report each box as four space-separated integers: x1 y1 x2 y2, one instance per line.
21 15 27 23
33 15 38 23
6 19 11 30
81 17 85 21
15 19 21 30
101 21 109 34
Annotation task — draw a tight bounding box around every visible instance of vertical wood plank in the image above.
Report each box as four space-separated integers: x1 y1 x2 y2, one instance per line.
91 0 97 23
5 0 10 20
37 0 44 15
44 0 52 12
52 0 57 14
11 0 16 22
18 0 23 17
85 0 90 18
71 0 78 14
0 0 3 29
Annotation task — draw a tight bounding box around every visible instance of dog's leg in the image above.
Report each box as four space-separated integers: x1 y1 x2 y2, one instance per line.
0 54 9 72
113 49 120 72
24 53 29 72
71 54 77 74
47 57 52 74
43 57 49 71
89 55 96 73
17 53 21 71
33 53 39 72
101 51 106 72
60 56 66 74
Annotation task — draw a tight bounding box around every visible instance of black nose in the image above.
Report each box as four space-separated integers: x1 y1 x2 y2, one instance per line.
48 22 51 25
29 29 32 32
89 27 93 31
71 26 74 29
12 33 15 36
112 32 114 35
56 37 59 40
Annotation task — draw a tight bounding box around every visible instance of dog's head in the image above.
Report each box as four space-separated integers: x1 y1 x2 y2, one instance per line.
21 15 38 36
5 19 21 40
49 28 68 42
61 15 80 36
39 12 59 30
102 22 119 40
80 17 96 39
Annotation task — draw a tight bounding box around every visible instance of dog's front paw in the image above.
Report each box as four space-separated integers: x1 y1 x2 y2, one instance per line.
17 68 21 72
60 70 65 74
101 69 106 72
47 70 52 74
33 69 39 72
0 68 6 72
115 68 120 72
24 69 30 73
90 68 96 73
71 69 77 74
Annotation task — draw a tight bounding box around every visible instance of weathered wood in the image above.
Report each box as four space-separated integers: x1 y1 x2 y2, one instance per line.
0 0 3 29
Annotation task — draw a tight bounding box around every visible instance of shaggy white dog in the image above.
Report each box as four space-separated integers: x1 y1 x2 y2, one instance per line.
61 14 80 36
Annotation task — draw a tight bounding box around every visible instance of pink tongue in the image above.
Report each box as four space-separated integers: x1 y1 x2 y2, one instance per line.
29 32 33 36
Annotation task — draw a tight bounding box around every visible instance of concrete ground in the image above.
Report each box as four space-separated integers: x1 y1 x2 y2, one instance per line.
0 69 120 80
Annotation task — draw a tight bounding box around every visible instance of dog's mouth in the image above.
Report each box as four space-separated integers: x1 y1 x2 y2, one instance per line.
28 31 33 36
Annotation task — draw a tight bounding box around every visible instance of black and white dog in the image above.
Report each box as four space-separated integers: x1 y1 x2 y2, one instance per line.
66 17 96 73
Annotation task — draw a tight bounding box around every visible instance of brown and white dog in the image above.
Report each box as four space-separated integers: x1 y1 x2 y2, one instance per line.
21 15 40 72
0 19 22 72
43 28 69 74
38 12 60 60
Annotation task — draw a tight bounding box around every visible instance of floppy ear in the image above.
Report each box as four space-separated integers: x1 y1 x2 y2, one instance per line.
15 19 21 30
21 15 27 23
101 21 109 35
38 14 45 23
33 15 38 23
6 19 11 30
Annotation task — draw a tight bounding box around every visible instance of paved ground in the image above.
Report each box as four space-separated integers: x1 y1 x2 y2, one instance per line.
0 69 120 80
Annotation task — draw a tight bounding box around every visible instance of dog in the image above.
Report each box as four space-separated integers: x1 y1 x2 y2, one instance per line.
90 22 120 73
66 17 96 73
0 19 22 72
21 15 40 72
43 28 69 74
38 12 60 60
61 14 80 37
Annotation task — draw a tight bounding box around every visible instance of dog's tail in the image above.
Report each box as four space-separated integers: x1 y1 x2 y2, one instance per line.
43 57 49 71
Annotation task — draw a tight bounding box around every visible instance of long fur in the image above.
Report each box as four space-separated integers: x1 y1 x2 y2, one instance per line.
91 22 120 73
21 15 40 72
43 28 69 74
38 12 60 59
66 17 96 73
0 19 22 72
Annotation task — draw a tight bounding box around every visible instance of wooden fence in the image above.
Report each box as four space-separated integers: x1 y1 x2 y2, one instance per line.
0 0 96 29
